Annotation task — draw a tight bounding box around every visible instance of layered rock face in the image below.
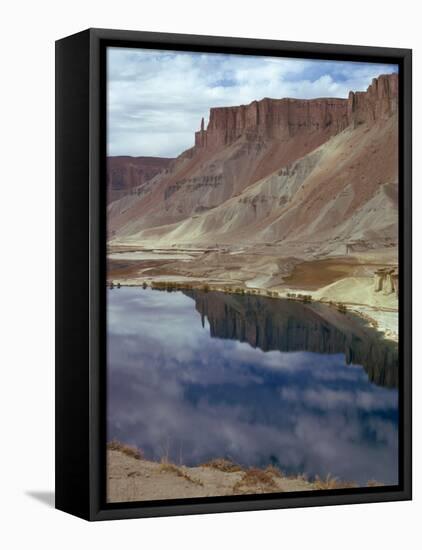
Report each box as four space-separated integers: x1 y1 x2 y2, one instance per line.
195 97 350 150
108 74 398 253
107 156 174 203
194 73 398 152
374 267 399 296
348 73 398 126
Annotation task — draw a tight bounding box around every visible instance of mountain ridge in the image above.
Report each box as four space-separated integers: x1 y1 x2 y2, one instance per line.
107 73 398 260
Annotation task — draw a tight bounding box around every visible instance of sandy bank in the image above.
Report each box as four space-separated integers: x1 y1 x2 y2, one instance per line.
107 447 375 503
107 277 398 342
279 276 398 340
107 246 398 340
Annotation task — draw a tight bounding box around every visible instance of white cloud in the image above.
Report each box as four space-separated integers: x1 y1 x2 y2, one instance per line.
107 48 398 158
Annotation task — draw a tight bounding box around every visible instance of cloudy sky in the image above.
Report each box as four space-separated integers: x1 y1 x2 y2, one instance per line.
107 47 398 158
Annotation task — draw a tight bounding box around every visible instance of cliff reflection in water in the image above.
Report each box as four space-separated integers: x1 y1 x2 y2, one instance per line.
187 291 398 389
107 287 399 486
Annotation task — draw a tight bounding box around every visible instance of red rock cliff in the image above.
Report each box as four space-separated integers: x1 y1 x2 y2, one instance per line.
347 73 398 126
193 73 398 151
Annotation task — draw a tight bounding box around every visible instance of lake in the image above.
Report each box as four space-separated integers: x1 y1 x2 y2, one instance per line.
107 287 399 486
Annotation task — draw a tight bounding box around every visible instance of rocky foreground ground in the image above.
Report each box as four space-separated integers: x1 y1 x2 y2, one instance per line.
107 443 381 503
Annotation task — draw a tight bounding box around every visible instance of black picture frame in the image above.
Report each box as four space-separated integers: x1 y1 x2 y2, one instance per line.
55 27 412 521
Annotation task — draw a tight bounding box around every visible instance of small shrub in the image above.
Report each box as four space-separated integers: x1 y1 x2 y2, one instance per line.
201 458 243 473
296 293 312 302
313 474 357 490
151 280 179 292
107 440 143 460
264 465 283 478
233 467 279 494
159 460 203 486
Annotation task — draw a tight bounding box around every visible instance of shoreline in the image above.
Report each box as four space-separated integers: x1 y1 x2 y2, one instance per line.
107 443 384 503
107 279 398 342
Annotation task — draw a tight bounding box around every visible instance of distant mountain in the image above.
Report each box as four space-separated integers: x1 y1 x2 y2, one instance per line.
107 156 174 203
108 74 398 258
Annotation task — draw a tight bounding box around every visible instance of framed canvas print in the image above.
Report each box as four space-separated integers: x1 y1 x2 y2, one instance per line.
55 28 412 521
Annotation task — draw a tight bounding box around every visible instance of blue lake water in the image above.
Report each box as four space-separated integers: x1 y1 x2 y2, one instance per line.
107 287 399 486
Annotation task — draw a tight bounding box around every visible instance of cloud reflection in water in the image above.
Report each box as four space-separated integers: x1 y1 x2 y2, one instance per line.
107 288 398 485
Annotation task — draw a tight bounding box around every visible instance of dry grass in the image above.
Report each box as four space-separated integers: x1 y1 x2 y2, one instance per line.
367 479 384 487
107 440 143 460
264 465 284 478
287 472 308 482
201 458 243 473
233 467 279 494
313 474 357 490
108 441 371 494
159 460 204 486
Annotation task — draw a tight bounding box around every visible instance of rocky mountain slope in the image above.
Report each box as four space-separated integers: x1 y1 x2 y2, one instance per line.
107 156 174 203
108 73 398 258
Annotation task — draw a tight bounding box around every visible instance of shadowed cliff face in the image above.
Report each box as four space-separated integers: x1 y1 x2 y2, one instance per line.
186 291 398 389
348 74 398 127
107 156 174 203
